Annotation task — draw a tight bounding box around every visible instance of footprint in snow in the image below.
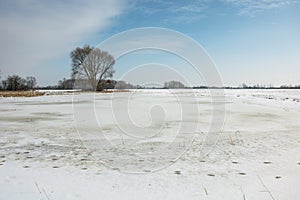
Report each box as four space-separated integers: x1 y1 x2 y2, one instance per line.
174 171 181 175
263 161 272 164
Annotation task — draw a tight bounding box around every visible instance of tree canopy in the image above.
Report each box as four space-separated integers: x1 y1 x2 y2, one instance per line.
70 45 115 90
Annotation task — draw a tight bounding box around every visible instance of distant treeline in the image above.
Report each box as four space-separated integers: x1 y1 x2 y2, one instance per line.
218 83 300 89
54 79 188 90
54 79 300 90
55 78 136 90
38 79 300 90
53 79 187 90
0 75 36 91
1 74 300 91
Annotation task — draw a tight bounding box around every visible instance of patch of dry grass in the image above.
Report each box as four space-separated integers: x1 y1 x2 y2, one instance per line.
0 91 45 97
0 89 130 97
96 89 131 93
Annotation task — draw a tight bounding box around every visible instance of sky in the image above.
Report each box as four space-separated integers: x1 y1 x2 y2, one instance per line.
0 0 299 86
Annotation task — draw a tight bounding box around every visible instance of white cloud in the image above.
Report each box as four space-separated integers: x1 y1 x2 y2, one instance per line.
224 0 298 16
131 0 210 16
0 0 127 78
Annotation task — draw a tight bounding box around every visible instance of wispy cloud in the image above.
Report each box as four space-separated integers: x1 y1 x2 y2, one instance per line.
224 0 299 16
133 0 299 17
132 0 208 23
0 0 127 77
163 13 206 24
134 0 210 14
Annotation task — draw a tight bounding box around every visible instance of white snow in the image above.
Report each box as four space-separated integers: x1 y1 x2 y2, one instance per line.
0 89 300 200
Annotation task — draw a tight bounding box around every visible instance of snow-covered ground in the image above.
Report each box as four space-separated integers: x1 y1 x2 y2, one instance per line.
0 89 300 200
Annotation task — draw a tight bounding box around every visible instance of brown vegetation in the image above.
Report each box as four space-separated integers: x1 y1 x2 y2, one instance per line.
96 89 131 93
0 91 45 97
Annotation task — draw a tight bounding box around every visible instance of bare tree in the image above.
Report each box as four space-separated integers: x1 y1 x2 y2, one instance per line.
26 76 37 89
115 81 134 89
5 75 26 91
164 81 185 89
70 45 115 90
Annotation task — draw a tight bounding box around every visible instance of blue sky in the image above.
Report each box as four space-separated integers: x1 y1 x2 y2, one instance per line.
0 0 299 86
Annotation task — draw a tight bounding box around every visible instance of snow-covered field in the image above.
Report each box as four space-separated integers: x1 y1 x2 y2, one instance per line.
0 89 300 200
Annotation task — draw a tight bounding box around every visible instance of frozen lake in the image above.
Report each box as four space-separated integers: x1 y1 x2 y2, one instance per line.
0 89 300 200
